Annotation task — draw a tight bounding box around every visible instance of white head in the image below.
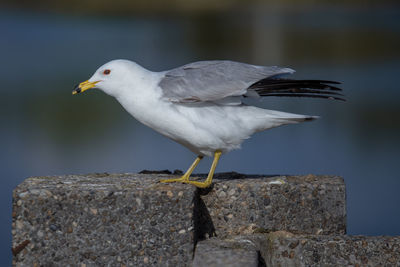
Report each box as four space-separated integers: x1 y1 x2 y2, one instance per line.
73 59 146 98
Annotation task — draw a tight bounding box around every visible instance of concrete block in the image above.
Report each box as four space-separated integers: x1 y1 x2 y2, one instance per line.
12 173 346 266
261 231 400 266
200 174 346 238
12 173 196 266
193 238 259 267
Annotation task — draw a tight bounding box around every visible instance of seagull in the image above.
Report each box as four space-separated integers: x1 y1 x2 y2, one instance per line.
73 60 343 188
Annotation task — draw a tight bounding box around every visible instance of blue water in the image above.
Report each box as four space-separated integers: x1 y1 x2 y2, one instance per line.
1 5 400 264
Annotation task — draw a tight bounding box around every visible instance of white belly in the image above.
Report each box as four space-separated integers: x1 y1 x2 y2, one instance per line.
116 87 304 157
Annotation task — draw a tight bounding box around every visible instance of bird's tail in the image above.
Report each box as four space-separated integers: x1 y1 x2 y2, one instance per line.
256 109 318 132
266 109 318 123
282 115 319 123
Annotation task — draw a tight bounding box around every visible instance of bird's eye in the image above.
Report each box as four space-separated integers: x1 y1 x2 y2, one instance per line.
103 69 111 75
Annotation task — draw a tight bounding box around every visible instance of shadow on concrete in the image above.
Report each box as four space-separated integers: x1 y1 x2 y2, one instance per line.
193 171 280 180
139 170 283 181
192 188 216 256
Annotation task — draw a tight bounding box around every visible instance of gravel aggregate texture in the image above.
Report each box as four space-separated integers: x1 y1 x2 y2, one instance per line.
12 173 346 266
12 173 196 266
193 238 259 267
262 231 400 266
202 174 346 238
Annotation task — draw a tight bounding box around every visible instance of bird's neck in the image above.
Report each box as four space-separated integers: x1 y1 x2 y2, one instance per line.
114 71 165 124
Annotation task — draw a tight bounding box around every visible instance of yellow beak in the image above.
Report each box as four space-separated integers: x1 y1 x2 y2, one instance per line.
72 80 99 95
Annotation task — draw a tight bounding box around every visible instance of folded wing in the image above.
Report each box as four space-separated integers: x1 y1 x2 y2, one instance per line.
158 60 294 103
158 60 344 104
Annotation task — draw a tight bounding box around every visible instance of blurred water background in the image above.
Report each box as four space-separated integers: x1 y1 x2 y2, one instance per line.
1 1 400 264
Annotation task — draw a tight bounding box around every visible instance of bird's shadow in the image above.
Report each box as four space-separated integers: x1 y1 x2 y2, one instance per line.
140 169 284 182
193 171 280 180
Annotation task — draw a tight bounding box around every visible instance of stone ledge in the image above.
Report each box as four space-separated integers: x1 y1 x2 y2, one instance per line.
258 231 400 266
193 233 400 267
193 238 259 267
12 173 196 266
201 174 346 237
12 173 346 266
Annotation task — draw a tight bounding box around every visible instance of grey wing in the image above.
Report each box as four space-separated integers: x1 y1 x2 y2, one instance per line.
158 60 294 103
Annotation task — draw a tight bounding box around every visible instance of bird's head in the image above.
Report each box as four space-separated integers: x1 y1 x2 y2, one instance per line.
72 59 144 98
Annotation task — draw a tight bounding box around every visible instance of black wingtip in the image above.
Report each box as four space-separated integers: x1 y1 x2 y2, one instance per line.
258 93 346 101
249 78 345 101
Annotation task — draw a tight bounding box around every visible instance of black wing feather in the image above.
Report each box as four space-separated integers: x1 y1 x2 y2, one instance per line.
248 78 345 101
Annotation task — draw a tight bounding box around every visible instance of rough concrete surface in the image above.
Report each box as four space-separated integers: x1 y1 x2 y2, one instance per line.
12 173 196 266
12 173 346 266
262 231 400 266
193 238 259 267
202 174 346 238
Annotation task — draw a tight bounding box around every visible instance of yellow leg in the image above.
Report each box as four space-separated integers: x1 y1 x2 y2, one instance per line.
160 156 203 183
186 150 222 188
